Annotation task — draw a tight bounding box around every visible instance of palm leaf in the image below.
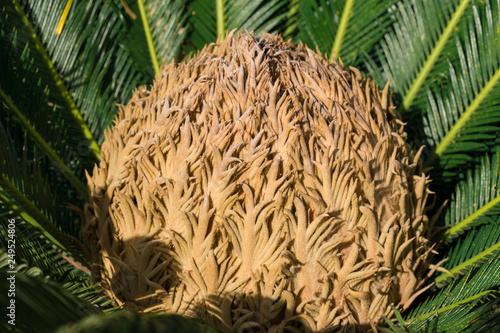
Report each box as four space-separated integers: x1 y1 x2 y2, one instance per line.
404 257 500 332
427 150 500 287
365 0 500 179
187 0 287 53
0 247 44 277
0 9 89 197
0 123 85 262
296 0 397 66
420 0 500 170
436 223 500 287
441 149 500 239
2 0 99 156
365 0 473 111
19 0 151 143
111 0 189 77
281 0 299 40
0 217 81 280
0 267 101 332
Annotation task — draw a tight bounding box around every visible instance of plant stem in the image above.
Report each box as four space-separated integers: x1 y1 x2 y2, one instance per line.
216 0 226 39
137 0 160 76
330 0 354 61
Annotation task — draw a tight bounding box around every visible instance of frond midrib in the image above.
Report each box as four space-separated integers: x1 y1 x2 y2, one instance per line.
137 0 160 75
216 0 226 38
406 290 491 323
402 0 471 111
435 240 500 285
330 0 354 61
444 194 500 240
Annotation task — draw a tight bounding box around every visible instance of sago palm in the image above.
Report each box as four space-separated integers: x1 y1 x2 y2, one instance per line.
0 0 499 332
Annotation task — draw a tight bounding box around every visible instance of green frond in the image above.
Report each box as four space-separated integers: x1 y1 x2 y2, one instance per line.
380 306 414 332
63 281 117 312
0 230 113 311
420 0 500 170
0 124 85 263
296 0 397 66
0 217 80 280
281 0 298 40
0 247 43 277
473 307 500 332
0 10 90 197
430 150 500 287
187 0 287 52
366 0 477 111
55 311 221 333
112 0 188 77
2 0 152 147
0 267 101 332
441 149 500 239
405 257 500 332
2 0 100 157
436 224 500 286
146 0 189 64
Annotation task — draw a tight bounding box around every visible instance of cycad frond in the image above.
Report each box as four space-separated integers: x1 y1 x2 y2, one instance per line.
187 0 287 52
0 267 101 332
420 0 500 170
429 150 500 286
3 0 98 155
146 0 189 65
441 149 500 239
366 0 472 111
0 217 80 280
0 123 84 262
437 223 500 286
296 0 397 66
112 0 189 76
0 247 43 277
2 0 151 148
0 11 89 196
0 237 112 310
364 0 500 186
405 257 500 332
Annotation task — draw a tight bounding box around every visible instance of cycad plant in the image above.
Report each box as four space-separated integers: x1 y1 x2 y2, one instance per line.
0 0 499 332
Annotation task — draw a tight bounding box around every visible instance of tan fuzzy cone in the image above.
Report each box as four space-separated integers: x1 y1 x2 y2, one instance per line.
83 31 433 332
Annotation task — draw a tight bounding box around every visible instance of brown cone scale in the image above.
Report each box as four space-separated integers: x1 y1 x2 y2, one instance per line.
83 31 433 332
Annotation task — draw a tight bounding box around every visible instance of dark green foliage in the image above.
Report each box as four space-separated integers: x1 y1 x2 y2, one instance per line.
296 0 397 65
0 0 499 331
55 311 221 333
0 265 101 332
404 257 500 332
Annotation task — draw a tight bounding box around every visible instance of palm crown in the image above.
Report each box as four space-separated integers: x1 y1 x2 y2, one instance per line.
0 0 499 332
